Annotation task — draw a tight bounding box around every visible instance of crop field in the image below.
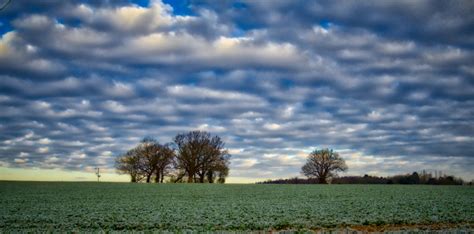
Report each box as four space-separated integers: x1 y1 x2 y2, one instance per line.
0 182 473 232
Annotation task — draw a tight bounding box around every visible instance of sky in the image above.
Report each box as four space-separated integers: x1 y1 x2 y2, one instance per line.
0 0 473 183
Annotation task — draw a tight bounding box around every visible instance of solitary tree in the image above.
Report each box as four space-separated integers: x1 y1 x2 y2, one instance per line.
301 148 347 184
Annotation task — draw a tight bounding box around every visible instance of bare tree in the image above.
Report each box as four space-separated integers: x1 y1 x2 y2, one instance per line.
154 143 175 183
136 137 162 183
174 131 231 183
115 147 143 183
116 138 175 183
174 131 203 183
301 148 347 184
196 135 230 183
205 153 230 183
216 160 230 184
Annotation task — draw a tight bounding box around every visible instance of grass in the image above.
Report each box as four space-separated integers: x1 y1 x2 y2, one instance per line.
0 181 473 231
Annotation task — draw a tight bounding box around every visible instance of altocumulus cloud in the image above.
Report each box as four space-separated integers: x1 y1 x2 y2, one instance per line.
0 0 473 181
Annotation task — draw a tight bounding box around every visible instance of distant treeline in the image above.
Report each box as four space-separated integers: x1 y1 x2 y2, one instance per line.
257 171 471 185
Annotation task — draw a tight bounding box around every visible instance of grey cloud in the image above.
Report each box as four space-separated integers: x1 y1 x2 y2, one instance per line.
198 0 474 47
0 0 473 181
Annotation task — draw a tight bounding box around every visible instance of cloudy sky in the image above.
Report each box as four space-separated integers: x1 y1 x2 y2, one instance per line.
0 0 473 182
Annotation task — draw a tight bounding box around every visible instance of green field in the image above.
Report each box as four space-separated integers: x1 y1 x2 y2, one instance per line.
0 182 473 231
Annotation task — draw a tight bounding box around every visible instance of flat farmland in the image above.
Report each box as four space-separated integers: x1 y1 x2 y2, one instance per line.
0 182 472 232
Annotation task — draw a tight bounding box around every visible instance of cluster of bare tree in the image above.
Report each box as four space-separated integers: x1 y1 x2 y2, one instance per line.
115 131 230 183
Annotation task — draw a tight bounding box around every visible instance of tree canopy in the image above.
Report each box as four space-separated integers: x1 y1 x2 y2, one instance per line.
174 131 230 183
301 148 347 184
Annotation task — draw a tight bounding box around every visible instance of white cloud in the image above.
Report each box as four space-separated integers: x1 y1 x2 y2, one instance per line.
196 124 226 132
14 158 28 164
81 0 174 33
105 81 135 98
38 138 52 145
263 123 281 131
37 147 49 154
167 85 263 103
71 152 87 159
0 31 65 75
13 15 53 30
102 100 128 113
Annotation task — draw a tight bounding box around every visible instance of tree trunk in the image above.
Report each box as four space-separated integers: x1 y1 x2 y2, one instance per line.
187 174 194 183
199 173 205 183
146 174 151 183
154 172 160 183
160 170 164 183
131 175 137 183
207 170 214 183
318 177 327 184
